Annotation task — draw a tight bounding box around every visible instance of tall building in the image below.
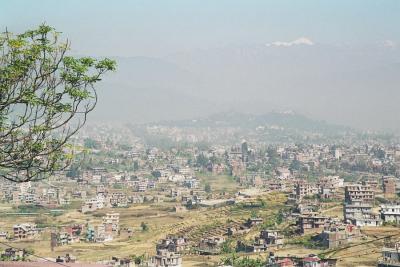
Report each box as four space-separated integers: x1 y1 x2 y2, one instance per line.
382 176 396 197
241 140 249 163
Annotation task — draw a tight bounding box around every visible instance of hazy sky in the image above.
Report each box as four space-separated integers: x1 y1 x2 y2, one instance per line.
1 1 400 131
1 0 399 57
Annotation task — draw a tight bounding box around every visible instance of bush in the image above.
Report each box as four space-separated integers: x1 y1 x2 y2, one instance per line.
287 234 322 249
140 222 149 232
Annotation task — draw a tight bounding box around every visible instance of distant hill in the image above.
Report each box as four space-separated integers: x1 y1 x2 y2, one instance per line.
91 43 400 132
150 111 352 135
129 112 400 146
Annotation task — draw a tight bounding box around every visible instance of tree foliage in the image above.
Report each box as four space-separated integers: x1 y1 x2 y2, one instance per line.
221 254 265 267
196 153 209 168
266 146 280 167
0 25 116 182
140 222 149 232
83 137 100 149
204 183 211 193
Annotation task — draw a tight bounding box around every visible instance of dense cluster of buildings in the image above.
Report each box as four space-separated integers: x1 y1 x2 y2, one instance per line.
1 122 400 266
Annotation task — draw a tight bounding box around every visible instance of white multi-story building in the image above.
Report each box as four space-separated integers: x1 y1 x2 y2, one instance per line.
380 204 400 223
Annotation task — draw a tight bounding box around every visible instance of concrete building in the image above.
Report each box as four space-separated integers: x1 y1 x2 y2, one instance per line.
198 236 225 255
343 200 381 227
378 243 400 267
381 204 400 224
102 212 119 232
137 181 148 192
295 182 319 200
297 213 329 233
249 229 284 253
156 236 188 253
344 202 373 222
348 213 381 227
316 222 361 249
150 249 182 267
318 176 344 188
13 223 37 240
0 231 8 240
344 184 374 204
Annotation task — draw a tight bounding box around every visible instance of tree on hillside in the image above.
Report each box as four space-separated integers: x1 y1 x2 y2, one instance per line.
0 25 116 182
196 153 209 168
289 159 301 171
140 222 149 232
83 137 100 149
204 183 211 193
266 146 280 167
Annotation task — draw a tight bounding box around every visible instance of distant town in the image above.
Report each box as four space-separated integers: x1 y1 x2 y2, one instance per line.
0 112 400 266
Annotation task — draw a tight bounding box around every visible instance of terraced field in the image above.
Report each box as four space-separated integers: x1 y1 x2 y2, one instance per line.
0 192 287 263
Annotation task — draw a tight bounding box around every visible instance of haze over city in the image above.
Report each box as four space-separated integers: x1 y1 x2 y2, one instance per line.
1 0 399 131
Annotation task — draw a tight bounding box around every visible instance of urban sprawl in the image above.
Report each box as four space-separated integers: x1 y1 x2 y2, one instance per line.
1 116 400 267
